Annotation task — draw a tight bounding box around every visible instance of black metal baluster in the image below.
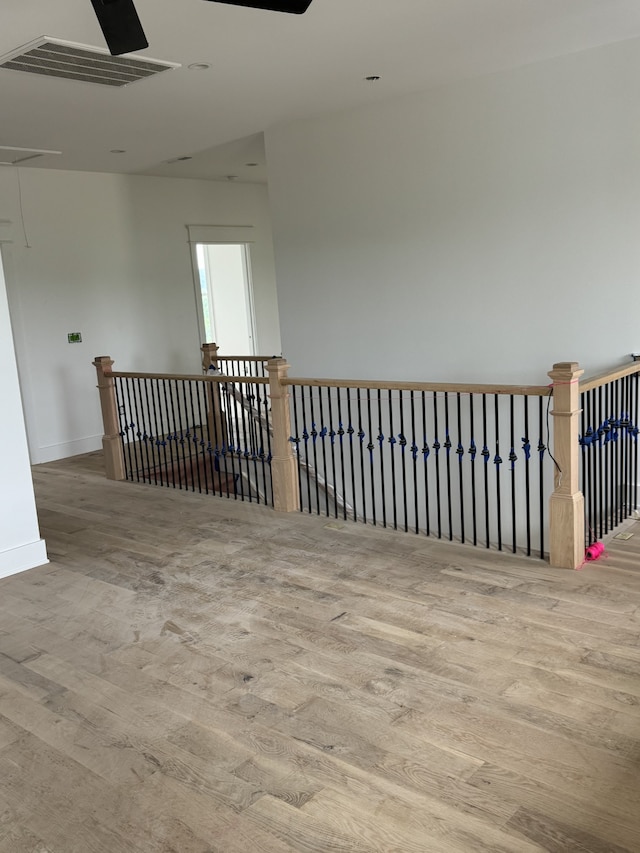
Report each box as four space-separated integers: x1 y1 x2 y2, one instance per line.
308 387 321 514
346 388 358 523
634 374 640 513
164 379 179 487
177 380 193 490
509 395 516 554
611 380 618 528
264 377 274 507
629 373 635 516
617 378 624 524
624 375 630 520
433 393 442 539
364 389 374 524
482 394 490 548
494 395 503 552
411 391 419 535
150 377 169 487
231 381 246 501
388 389 397 530
618 378 624 524
398 391 408 533
523 396 531 556
255 378 270 506
625 375 632 519
356 388 367 524
300 386 312 513
158 378 176 489
580 390 587 544
193 380 209 494
205 379 223 497
171 379 186 490
162 379 177 489
596 385 602 538
422 392 430 537
469 393 477 546
167 379 183 488
180 379 197 492
318 386 330 517
124 377 136 481
336 388 348 521
327 387 339 518
604 383 611 534
589 388 596 540
539 396 545 559
240 381 256 502
590 387 597 539
187 380 203 493
585 388 591 535
115 377 132 480
291 385 303 512
133 377 151 483
235 381 249 500
143 378 160 486
456 392 465 544
221 382 237 498
128 377 143 481
444 392 453 541
377 390 387 528
125 378 140 480
582 390 589 542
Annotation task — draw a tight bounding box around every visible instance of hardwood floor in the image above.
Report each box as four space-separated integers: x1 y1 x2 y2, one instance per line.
1 450 640 851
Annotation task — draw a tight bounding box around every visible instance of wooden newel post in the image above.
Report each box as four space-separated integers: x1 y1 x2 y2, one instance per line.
548 361 584 569
201 342 219 374
267 358 300 513
92 356 125 481
200 342 227 449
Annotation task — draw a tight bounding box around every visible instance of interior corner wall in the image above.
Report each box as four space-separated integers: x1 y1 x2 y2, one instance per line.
265 37 640 384
0 169 280 464
0 253 47 576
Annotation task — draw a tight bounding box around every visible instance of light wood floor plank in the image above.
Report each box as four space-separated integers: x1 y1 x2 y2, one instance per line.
0 450 637 851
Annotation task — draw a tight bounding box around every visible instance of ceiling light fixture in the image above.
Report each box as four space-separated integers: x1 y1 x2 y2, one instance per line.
110 148 126 153
188 62 211 71
365 75 381 81
166 155 193 163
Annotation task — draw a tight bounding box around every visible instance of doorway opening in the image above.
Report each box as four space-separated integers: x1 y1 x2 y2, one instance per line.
194 243 256 355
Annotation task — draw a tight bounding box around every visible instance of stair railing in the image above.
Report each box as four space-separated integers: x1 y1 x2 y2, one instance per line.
94 351 640 569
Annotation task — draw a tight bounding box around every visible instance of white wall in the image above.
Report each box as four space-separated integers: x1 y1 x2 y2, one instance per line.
0 252 47 576
265 37 640 384
0 169 280 463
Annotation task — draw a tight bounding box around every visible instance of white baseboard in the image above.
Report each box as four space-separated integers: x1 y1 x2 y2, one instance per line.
33 435 102 464
0 539 48 579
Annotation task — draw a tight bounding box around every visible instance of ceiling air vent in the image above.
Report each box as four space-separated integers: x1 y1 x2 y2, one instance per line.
0 37 180 88
0 146 62 165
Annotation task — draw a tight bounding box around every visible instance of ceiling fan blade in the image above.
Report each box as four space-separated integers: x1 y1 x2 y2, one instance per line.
208 0 313 13
90 0 149 55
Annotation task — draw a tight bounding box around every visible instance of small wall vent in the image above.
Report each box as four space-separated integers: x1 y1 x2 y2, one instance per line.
0 37 180 87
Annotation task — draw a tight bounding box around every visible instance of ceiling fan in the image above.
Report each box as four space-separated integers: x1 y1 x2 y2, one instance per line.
91 0 314 57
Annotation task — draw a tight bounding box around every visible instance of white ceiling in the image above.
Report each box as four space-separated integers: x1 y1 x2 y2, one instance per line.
1 0 639 183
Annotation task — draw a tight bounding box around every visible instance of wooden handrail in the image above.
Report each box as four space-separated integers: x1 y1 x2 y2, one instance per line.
216 355 275 363
109 370 268 385
580 361 640 394
281 376 550 396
